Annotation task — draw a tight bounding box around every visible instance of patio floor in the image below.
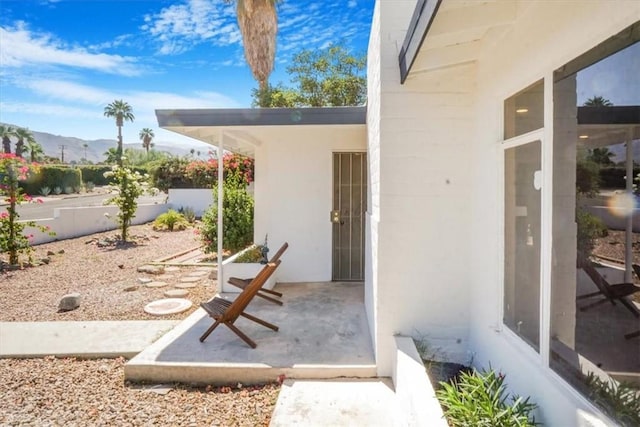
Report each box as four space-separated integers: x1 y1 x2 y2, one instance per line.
125 281 377 385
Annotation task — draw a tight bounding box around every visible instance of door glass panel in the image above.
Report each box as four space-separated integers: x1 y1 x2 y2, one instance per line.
504 140 542 351
504 80 544 139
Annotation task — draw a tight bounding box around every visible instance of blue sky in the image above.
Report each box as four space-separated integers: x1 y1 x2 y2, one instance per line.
0 0 374 148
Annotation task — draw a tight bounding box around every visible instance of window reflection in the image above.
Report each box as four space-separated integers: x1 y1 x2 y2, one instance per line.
551 40 640 426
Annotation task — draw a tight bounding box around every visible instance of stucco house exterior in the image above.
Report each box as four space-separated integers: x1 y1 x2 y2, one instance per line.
158 1 639 425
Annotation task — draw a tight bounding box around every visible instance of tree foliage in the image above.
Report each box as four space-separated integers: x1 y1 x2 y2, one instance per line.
103 100 135 166
252 42 366 107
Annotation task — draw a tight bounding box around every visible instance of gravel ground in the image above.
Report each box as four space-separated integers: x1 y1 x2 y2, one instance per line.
0 357 280 426
592 230 640 268
0 223 215 322
0 224 282 426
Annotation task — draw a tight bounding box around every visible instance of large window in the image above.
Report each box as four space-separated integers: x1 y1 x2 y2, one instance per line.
503 22 639 426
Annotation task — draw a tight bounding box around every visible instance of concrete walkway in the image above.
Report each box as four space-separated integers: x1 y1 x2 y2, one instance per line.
0 320 179 359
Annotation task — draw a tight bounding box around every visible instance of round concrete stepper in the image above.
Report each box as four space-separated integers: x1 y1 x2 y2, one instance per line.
195 266 215 272
164 266 181 273
156 274 175 281
145 281 168 288
144 298 192 316
164 289 189 298
138 277 153 284
186 270 209 277
179 276 201 283
175 282 198 289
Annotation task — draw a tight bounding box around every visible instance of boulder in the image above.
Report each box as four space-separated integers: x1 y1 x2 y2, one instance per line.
137 265 165 275
58 293 81 312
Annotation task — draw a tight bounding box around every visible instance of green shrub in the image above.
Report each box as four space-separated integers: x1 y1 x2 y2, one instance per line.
151 157 192 192
153 209 189 231
19 166 81 195
177 206 196 223
576 208 608 258
234 245 268 263
585 373 640 427
436 368 539 427
53 186 62 195
200 172 254 253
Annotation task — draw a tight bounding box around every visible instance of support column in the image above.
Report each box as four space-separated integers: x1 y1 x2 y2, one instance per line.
217 130 224 283
625 132 633 283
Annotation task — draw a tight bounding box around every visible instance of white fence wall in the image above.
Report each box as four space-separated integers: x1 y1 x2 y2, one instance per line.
167 189 214 217
24 203 170 245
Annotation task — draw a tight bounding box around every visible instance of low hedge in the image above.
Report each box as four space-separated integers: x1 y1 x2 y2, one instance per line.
20 166 82 195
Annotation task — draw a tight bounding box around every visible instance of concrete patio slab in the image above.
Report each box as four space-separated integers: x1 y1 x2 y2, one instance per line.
0 320 179 359
125 282 376 385
270 378 401 427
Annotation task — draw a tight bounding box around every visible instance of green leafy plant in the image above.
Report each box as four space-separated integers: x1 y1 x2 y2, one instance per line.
64 186 73 194
436 368 539 427
585 373 640 427
52 186 62 195
38 186 51 196
104 164 156 241
153 209 189 231
576 208 608 259
200 171 254 253
0 154 55 265
177 206 196 223
234 245 268 263
84 181 95 192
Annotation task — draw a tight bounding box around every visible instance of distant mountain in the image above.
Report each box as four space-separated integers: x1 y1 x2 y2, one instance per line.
1 124 211 163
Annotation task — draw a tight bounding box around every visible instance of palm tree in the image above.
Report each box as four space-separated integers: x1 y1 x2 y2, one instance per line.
139 128 154 155
13 128 35 159
0 125 16 154
83 143 89 162
103 100 135 166
26 139 44 163
584 96 613 107
225 0 279 92
104 147 119 164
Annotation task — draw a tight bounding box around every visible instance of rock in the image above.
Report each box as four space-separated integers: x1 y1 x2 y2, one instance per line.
58 293 81 312
118 264 124 269
179 276 201 283
85 238 95 244
138 277 153 284
175 282 198 289
58 249 65 254
143 298 192 316
41 257 51 265
47 251 55 256
123 285 139 292
156 274 174 281
137 265 165 275
97 240 109 247
187 271 209 277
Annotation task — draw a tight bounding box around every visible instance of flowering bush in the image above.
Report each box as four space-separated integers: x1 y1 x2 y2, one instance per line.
104 164 157 241
185 153 254 188
0 154 54 265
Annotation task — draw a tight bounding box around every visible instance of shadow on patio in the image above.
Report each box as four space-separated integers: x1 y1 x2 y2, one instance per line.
125 282 376 385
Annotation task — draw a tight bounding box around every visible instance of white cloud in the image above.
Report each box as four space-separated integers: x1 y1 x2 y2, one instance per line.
0 22 140 76
348 0 358 8
142 0 240 55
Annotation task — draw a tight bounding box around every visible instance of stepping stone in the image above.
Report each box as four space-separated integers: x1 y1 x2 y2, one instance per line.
138 277 153 284
164 289 188 298
156 274 175 280
145 281 168 288
175 282 198 289
165 266 181 272
195 267 215 272
179 276 201 283
187 271 209 277
144 298 192 316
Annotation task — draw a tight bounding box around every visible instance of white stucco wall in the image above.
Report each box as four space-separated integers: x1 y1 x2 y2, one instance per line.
372 0 475 377
465 2 639 426
252 126 366 283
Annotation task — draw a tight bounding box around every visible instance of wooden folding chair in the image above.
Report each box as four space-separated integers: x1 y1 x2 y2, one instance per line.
228 242 289 306
577 258 640 318
199 260 281 348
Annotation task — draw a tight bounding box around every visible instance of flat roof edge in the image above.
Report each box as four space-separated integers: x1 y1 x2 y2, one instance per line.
156 106 367 128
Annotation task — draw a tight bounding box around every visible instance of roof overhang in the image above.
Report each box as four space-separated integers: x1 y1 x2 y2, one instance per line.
577 106 640 148
156 106 367 157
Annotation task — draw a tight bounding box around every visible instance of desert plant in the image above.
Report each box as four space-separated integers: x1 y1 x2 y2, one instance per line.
436 368 539 427
0 154 55 265
178 206 196 223
53 186 62 195
84 181 95 192
585 373 640 427
38 186 51 196
200 171 254 253
234 245 268 263
64 186 73 194
104 165 156 241
153 209 189 231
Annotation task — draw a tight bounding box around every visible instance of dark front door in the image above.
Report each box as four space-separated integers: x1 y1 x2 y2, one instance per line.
331 152 367 281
